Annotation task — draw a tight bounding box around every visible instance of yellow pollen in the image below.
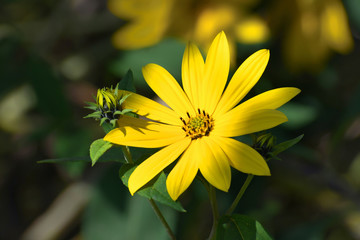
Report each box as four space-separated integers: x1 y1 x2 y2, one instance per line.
181 110 214 140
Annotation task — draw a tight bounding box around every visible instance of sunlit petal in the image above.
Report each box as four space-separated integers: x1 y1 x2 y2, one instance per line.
197 137 231 192
123 91 181 125
236 87 301 113
166 140 199 200
212 136 270 175
104 115 185 148
182 43 204 109
128 138 191 195
201 31 230 114
142 63 196 119
213 109 288 137
214 49 270 117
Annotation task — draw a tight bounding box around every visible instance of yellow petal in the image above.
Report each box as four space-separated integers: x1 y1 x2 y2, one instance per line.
108 0 172 49
236 87 301 113
201 31 230 115
128 137 191 195
166 140 199 200
197 137 231 192
212 136 270 176
234 16 270 44
214 49 270 117
321 0 353 53
181 42 204 109
123 90 181 125
104 115 185 148
108 0 172 18
142 63 196 119
111 19 166 49
213 109 288 137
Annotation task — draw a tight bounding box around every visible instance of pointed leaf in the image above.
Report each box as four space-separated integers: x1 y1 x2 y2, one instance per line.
90 139 113 166
272 134 304 156
113 110 123 116
119 93 132 105
100 118 108 126
84 105 98 111
101 122 115 134
123 109 134 114
120 165 185 212
38 156 90 163
118 69 136 92
84 112 102 119
85 101 99 108
216 214 272 240
38 146 127 164
110 119 117 127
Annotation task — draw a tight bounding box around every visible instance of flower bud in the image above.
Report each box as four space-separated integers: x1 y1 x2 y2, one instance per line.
253 133 276 160
85 84 134 127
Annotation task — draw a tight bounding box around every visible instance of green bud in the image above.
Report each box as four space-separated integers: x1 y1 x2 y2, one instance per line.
253 133 276 160
84 84 136 127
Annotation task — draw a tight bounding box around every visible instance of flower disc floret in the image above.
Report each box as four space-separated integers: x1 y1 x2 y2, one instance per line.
181 109 214 140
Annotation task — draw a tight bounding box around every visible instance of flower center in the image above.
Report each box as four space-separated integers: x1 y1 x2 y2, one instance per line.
181 109 214 140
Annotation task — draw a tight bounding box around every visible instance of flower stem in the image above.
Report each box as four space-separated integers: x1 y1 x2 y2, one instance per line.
149 199 176 240
121 145 133 164
121 146 174 238
208 185 219 240
226 174 254 215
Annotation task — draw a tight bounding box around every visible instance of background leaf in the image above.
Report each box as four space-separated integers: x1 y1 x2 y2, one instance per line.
272 134 304 157
39 146 126 164
82 167 176 240
89 139 113 166
216 214 272 240
120 165 185 212
118 69 136 92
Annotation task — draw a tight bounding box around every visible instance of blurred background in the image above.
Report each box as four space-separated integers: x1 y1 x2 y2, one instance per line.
1 0 360 239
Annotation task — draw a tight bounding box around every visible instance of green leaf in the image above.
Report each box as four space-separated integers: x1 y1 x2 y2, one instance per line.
38 146 126 164
118 69 136 92
216 214 272 240
272 134 304 157
121 108 134 114
83 167 176 240
84 105 98 111
84 101 99 108
118 93 132 105
100 118 108 126
38 156 90 163
83 112 101 119
101 122 114 133
119 165 185 212
90 139 113 166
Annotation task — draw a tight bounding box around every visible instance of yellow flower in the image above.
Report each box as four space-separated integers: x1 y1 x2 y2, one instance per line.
277 0 353 71
104 32 300 200
108 0 173 49
107 0 270 62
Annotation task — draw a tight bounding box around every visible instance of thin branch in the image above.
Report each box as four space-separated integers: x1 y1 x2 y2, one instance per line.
226 174 254 215
149 199 176 240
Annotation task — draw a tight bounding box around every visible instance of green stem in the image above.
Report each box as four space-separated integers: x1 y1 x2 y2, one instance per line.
208 185 219 240
120 146 173 238
226 174 254 215
121 146 133 164
149 199 176 240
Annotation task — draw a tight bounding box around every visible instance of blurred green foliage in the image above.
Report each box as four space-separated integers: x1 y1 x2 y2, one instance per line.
1 0 360 240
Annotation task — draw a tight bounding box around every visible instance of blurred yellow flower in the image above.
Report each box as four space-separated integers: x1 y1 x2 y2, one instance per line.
107 0 270 62
272 0 353 71
104 32 300 200
107 0 173 49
